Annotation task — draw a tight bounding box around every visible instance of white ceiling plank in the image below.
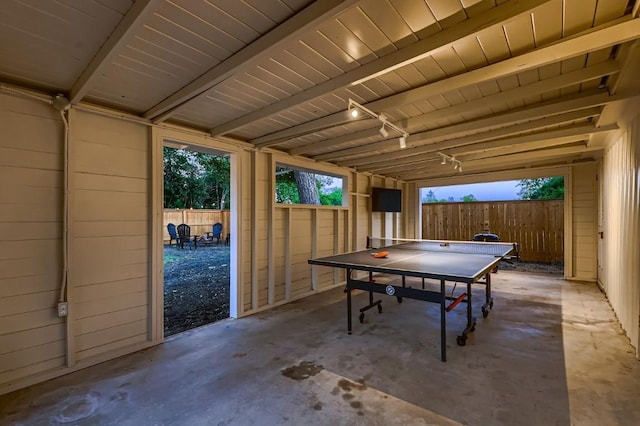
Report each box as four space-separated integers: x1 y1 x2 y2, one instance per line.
454 124 617 161
316 89 627 161
69 0 164 104
210 0 554 136
395 147 601 180
360 122 615 173
368 16 640 111
444 145 604 170
144 0 361 121
256 16 637 147
266 58 619 152
346 110 604 168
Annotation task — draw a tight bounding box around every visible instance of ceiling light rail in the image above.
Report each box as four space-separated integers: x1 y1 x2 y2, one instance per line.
348 99 409 149
438 152 462 172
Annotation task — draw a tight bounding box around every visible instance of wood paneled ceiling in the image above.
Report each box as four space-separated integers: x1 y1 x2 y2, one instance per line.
2 0 640 181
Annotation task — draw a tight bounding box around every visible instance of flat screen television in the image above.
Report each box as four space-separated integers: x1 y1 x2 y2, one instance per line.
371 187 402 212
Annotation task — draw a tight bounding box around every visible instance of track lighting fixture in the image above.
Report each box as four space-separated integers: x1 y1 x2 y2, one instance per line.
347 99 410 148
399 134 407 149
438 152 463 172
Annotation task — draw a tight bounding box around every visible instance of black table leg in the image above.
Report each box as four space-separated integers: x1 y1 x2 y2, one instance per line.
440 279 446 362
457 282 476 346
481 272 494 318
347 269 352 334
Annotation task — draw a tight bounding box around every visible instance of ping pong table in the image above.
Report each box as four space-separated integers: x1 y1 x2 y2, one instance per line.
308 237 517 362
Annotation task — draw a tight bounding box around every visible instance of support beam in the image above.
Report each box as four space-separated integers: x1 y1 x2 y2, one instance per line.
285 60 620 154
362 122 615 173
343 108 602 168
70 0 163 104
395 146 601 181
317 90 630 162
211 0 553 136
255 17 639 148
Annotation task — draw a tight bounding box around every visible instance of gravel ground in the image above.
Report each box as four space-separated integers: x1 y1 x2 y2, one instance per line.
163 244 563 337
164 244 230 337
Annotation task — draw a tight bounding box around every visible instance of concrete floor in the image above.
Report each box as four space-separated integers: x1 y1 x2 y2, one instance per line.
1 270 640 425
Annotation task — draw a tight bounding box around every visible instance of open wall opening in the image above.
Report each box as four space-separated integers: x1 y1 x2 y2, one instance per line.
162 143 232 337
420 177 565 273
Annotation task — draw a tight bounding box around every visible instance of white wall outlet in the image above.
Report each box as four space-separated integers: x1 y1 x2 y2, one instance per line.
57 302 68 317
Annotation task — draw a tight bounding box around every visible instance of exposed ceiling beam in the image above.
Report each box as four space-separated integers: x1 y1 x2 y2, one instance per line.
69 0 163 104
290 61 618 156
210 0 553 136
316 89 625 162
144 0 360 122
341 108 602 168
254 16 639 148
365 122 617 173
395 146 602 181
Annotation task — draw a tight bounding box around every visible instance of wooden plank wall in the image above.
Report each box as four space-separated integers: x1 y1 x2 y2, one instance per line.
0 94 66 386
0 102 409 392
422 200 564 263
571 163 597 280
69 109 150 362
600 117 640 355
163 209 231 242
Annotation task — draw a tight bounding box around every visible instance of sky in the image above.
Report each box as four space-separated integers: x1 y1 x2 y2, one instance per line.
421 180 521 202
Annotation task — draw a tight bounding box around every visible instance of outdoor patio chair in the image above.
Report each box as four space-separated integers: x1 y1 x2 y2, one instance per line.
177 223 192 250
210 222 223 244
167 223 178 246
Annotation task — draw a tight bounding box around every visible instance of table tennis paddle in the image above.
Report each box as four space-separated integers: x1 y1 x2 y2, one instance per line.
372 251 389 258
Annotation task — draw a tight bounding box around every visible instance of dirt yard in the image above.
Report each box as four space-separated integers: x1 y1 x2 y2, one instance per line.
163 244 230 337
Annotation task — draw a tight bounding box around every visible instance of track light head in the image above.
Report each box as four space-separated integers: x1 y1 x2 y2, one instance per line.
349 107 359 118
379 125 388 138
399 135 406 149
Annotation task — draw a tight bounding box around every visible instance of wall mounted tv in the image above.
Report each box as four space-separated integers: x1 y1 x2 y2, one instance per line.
371 187 402 212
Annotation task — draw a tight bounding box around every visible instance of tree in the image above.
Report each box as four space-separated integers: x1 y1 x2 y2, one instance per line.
199 154 230 209
275 167 342 206
518 177 564 200
163 148 207 208
461 194 477 202
294 170 320 204
163 147 231 209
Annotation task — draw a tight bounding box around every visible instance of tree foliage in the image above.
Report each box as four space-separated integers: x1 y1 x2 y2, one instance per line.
164 151 342 209
423 190 475 203
163 147 230 209
275 167 342 206
517 177 564 200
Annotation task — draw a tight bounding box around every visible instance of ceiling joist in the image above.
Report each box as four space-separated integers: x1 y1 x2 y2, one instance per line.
211 0 553 137
144 0 361 122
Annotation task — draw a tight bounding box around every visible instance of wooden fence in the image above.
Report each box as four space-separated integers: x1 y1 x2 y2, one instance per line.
422 200 564 263
163 209 231 242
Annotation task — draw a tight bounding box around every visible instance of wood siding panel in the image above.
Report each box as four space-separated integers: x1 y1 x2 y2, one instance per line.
69 109 150 362
600 116 640 354
0 93 66 391
571 163 597 279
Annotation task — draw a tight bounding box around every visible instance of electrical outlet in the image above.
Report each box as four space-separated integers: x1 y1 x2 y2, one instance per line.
57 302 68 317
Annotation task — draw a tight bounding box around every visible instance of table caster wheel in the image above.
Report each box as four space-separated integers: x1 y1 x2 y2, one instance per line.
377 304 383 313
396 296 403 303
470 324 476 332
456 335 467 346
359 313 365 323
489 301 494 308
482 309 489 318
